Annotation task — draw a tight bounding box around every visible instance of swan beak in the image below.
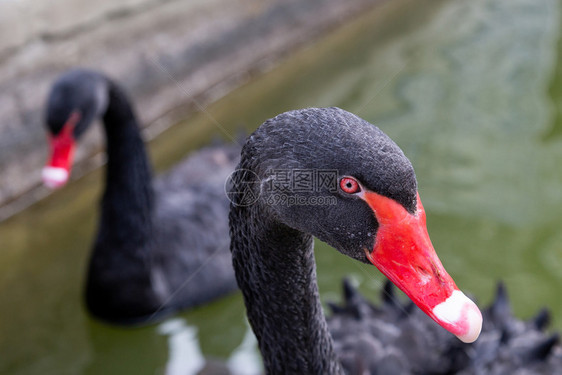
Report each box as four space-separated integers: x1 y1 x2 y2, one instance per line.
43 116 78 189
363 192 482 343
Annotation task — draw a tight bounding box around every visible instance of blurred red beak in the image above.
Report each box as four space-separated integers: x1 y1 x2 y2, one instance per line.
363 191 482 343
42 112 80 189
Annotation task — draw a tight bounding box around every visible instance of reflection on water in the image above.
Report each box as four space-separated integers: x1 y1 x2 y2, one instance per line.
156 318 261 375
225 324 261 375
2 0 562 373
158 319 205 375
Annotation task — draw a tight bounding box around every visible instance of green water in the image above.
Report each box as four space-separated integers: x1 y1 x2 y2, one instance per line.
2 0 562 373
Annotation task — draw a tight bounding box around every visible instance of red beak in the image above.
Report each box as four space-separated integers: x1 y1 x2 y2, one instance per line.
42 112 80 189
363 191 482 343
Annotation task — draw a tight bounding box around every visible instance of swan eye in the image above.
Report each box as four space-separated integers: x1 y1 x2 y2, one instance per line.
340 177 361 194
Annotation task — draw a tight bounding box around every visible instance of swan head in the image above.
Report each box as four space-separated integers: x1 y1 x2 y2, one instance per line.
42 69 109 189
233 107 482 343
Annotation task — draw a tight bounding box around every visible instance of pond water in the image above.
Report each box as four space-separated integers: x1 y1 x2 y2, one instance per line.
2 0 562 374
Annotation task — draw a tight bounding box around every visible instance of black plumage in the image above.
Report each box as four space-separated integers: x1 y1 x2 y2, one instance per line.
327 280 562 375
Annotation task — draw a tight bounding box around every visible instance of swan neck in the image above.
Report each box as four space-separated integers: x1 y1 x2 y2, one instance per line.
98 81 154 245
230 202 343 374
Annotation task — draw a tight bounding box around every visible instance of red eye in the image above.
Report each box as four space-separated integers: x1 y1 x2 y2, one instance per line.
340 177 360 194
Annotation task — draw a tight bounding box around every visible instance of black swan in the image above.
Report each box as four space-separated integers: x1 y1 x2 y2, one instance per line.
228 107 561 374
42 69 239 324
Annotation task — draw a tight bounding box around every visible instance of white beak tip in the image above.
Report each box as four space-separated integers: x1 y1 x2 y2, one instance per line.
432 290 483 343
42 167 69 189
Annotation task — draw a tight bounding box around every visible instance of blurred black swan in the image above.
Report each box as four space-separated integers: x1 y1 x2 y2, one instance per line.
228 107 560 374
42 69 239 324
